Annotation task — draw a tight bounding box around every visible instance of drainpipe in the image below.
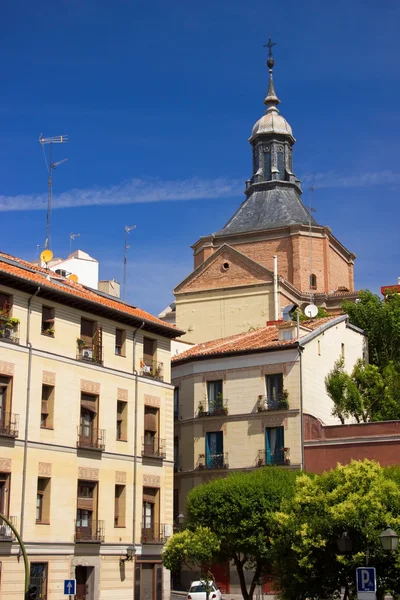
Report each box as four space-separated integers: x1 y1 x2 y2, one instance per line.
132 322 145 553
20 286 41 542
273 255 279 321
297 311 305 471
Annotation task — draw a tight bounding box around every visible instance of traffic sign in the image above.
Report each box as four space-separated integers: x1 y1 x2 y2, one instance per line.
357 567 376 593
64 579 76 595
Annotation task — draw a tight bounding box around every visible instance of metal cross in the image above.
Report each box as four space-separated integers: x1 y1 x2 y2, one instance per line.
263 36 277 57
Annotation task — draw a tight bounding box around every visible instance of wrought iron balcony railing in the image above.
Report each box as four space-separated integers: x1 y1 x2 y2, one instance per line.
0 324 19 345
0 516 18 541
142 437 166 459
198 400 228 417
77 425 106 451
75 518 104 542
197 452 229 470
76 344 103 365
141 522 171 544
256 448 290 467
257 395 289 411
0 413 19 438
139 359 163 381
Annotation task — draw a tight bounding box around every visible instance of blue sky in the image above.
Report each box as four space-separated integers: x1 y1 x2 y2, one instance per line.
1 0 399 315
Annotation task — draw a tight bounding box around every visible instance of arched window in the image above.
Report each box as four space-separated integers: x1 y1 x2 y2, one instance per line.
310 274 317 290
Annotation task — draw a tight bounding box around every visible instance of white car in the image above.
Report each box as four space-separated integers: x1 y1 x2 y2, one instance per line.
187 580 222 600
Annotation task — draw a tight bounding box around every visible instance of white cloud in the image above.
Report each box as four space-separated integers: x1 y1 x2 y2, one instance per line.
0 177 242 212
301 170 400 189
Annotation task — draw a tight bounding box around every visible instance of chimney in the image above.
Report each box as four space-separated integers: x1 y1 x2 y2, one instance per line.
98 279 120 299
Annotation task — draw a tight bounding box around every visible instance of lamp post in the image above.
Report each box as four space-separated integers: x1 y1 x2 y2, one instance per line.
120 544 136 566
379 527 399 553
178 514 185 530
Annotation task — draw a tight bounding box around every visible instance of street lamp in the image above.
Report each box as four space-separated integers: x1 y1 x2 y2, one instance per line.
178 513 185 527
379 527 399 553
120 544 136 565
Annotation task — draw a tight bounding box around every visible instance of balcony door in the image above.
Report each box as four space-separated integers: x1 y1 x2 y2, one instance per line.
206 431 223 468
265 426 284 465
0 377 10 428
80 410 94 444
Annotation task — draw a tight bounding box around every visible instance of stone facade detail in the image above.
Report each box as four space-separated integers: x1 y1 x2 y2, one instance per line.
261 363 285 376
80 380 100 395
116 471 126 484
262 415 286 429
202 422 227 435
38 462 52 476
143 474 160 487
203 371 226 384
144 394 160 408
78 467 99 481
117 388 128 401
42 371 56 385
0 361 14 376
0 459 11 472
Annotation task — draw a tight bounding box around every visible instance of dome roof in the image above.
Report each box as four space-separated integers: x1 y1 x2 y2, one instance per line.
250 107 294 142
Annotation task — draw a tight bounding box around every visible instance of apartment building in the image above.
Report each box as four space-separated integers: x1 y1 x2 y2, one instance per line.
0 251 183 600
172 316 366 592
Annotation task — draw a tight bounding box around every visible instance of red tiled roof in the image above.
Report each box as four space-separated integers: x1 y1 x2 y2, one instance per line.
172 316 339 363
0 251 183 336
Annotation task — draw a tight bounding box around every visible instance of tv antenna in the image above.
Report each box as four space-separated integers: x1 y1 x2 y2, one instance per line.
70 232 80 253
39 134 68 250
123 225 136 301
308 187 317 305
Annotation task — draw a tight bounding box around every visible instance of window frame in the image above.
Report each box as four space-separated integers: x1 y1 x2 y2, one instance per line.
265 373 284 404
115 328 126 356
30 562 48 600
36 478 51 525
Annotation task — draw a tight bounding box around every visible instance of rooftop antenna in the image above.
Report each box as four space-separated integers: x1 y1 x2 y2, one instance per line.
308 186 317 306
123 225 136 301
39 134 68 250
70 232 80 254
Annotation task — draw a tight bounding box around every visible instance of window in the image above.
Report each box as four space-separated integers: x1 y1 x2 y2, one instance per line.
173 387 179 420
265 426 285 465
265 374 283 404
142 487 159 541
114 484 126 527
0 376 11 421
310 274 317 290
0 473 10 516
0 294 11 317
277 148 285 180
36 478 51 524
41 385 54 429
78 319 103 365
41 306 55 336
116 400 127 441
144 406 159 455
30 563 48 600
115 328 126 356
205 431 224 468
207 380 223 414
76 480 97 540
264 149 271 180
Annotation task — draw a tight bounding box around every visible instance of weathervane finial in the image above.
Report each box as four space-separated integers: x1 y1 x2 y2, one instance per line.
263 36 277 69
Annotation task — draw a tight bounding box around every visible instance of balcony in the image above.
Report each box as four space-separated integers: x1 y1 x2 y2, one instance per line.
139 359 163 381
76 343 103 365
198 400 228 417
0 516 18 541
141 522 170 544
197 452 229 470
257 393 289 411
142 437 166 459
75 519 104 543
256 448 290 467
0 319 19 345
77 425 106 451
0 413 19 438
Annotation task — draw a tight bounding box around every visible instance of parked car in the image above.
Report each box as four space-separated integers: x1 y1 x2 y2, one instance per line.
187 580 222 600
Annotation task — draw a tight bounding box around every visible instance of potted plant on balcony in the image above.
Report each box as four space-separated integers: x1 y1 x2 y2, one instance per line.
77 338 88 349
44 327 55 336
278 389 289 410
198 454 205 469
4 317 19 329
198 402 205 417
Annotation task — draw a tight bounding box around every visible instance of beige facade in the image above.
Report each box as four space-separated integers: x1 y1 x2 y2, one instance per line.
0 257 182 600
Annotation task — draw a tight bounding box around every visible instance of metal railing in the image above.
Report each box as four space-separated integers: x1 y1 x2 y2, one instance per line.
139 359 164 381
0 413 19 438
257 395 289 411
198 400 228 417
77 425 106 451
141 522 170 544
75 519 105 542
76 345 103 365
0 515 18 541
197 452 229 470
256 448 290 467
142 437 166 458
0 325 19 345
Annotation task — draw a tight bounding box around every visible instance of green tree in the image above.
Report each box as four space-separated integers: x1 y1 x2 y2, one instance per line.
162 527 220 600
186 467 298 600
343 290 400 368
271 460 400 600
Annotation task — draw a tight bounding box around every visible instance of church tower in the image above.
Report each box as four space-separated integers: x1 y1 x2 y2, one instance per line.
169 42 357 343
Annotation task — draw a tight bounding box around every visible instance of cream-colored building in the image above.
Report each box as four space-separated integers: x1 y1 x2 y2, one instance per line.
172 315 366 590
0 251 183 600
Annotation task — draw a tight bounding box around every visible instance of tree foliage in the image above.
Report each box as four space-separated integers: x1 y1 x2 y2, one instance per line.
271 460 400 600
186 468 299 600
162 526 220 581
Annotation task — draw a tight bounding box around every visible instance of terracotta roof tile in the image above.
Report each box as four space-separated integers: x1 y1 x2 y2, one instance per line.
0 251 183 336
172 316 339 363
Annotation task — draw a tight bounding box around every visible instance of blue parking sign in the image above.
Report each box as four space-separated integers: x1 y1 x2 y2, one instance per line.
64 579 76 595
357 568 376 593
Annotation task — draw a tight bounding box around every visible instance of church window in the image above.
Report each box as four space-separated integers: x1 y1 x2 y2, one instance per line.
277 148 285 180
222 262 230 272
263 150 271 180
310 274 317 289
253 148 260 175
